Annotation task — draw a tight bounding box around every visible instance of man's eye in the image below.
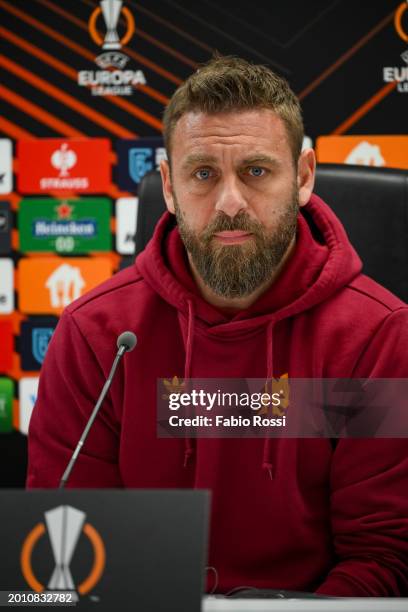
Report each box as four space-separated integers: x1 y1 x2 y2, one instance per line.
247 166 265 177
194 168 212 180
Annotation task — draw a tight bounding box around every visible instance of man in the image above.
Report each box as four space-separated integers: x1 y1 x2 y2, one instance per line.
28 56 408 596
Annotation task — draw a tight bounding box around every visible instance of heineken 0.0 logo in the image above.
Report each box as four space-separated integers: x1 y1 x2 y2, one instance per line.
19 198 111 254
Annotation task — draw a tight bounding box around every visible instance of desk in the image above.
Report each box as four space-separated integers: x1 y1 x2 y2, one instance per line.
202 597 408 612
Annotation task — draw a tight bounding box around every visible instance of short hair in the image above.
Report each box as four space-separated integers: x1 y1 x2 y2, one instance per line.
163 55 304 163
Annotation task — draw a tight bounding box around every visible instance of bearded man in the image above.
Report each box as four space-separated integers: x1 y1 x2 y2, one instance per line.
27 56 408 597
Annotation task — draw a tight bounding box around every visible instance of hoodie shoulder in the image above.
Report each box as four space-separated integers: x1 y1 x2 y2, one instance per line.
66 264 144 315
347 274 406 313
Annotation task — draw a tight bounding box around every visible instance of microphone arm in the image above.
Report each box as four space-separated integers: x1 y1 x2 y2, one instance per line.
59 331 137 489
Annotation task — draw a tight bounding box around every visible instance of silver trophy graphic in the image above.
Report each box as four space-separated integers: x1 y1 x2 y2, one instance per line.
45 505 86 590
100 0 123 50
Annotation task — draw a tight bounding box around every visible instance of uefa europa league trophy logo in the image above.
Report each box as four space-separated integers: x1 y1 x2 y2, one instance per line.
101 0 123 50
45 505 86 590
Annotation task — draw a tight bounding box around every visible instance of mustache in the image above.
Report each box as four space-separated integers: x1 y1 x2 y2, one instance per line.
201 212 264 242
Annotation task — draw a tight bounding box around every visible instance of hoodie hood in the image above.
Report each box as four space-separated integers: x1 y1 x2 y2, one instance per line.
136 193 362 332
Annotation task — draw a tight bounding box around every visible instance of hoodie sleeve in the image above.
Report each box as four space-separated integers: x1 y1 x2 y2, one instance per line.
317 308 408 596
27 310 123 488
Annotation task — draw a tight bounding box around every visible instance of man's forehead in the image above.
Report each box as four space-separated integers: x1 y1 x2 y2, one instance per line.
172 109 291 163
175 108 285 135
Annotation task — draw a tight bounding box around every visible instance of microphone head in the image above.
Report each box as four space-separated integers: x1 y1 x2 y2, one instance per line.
117 331 137 352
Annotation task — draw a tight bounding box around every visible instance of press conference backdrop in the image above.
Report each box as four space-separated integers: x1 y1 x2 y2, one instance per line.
0 0 407 486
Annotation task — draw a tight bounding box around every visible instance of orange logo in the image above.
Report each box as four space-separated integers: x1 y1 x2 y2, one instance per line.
316 136 408 170
256 373 290 417
89 1 135 50
395 2 408 43
19 258 112 314
21 505 105 594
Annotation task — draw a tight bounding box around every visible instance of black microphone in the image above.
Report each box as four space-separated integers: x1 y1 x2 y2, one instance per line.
59 331 137 489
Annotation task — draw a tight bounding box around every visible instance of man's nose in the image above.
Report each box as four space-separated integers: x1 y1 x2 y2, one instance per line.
214 177 248 218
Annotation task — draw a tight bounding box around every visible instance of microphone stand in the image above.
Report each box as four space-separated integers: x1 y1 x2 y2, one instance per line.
59 333 136 489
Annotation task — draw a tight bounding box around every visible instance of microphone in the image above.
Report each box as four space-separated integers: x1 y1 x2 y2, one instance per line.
59 331 137 489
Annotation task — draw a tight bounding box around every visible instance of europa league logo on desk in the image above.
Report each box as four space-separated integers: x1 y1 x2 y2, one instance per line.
21 505 105 596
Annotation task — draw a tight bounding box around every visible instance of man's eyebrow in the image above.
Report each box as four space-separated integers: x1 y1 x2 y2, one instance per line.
240 155 280 167
181 154 218 169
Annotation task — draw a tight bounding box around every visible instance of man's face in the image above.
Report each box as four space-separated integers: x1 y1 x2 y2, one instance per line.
161 109 313 298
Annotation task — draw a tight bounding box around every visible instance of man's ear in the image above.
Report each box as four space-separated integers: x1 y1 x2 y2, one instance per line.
297 148 316 207
160 159 175 214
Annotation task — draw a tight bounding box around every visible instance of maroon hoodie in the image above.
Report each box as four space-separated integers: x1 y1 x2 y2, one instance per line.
27 194 408 596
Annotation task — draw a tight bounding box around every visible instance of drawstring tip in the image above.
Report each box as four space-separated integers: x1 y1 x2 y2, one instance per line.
262 462 274 480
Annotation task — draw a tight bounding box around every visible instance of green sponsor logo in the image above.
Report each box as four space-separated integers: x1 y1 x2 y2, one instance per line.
19 198 111 253
0 378 13 433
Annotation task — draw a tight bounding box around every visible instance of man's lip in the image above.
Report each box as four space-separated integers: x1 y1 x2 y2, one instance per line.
213 231 252 238
212 231 253 244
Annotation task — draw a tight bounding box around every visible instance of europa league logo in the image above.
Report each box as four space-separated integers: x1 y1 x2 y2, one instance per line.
101 0 123 50
88 0 135 58
21 505 105 594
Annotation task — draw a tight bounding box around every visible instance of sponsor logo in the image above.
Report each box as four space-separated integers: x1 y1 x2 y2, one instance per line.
46 264 85 308
116 197 138 254
21 505 105 594
382 2 408 93
316 135 408 170
19 198 111 253
0 378 13 433
301 135 313 150
18 257 112 314
0 258 14 314
21 318 58 371
0 139 12 194
117 138 166 191
51 142 77 177
129 148 153 183
32 329 53 365
345 141 385 166
0 320 13 372
78 0 146 96
19 377 39 435
18 139 111 194
0 201 12 254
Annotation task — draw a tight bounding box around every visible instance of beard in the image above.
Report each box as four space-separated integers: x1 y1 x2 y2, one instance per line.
173 187 299 299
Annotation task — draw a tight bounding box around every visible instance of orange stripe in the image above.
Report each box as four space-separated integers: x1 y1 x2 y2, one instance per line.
298 11 395 100
0 0 95 60
333 81 397 134
1 26 79 81
36 0 183 86
137 84 169 105
1 27 164 130
125 47 182 86
0 2 165 127
130 1 214 54
79 0 198 69
102 92 166 128
0 55 138 137
0 85 84 136
133 27 198 70
0 116 32 139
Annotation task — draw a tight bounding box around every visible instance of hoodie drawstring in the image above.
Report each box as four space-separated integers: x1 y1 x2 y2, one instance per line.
183 300 196 468
262 320 275 480
180 303 276 477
